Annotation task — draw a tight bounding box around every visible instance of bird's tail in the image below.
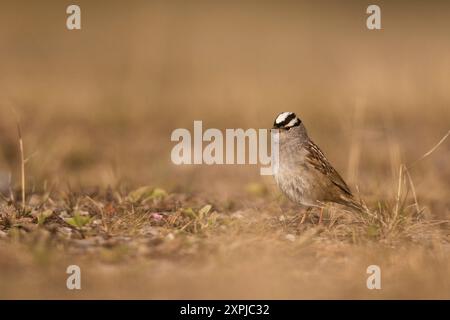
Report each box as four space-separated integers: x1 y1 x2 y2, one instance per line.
340 195 368 213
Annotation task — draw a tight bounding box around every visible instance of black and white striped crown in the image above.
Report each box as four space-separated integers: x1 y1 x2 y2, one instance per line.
273 112 301 129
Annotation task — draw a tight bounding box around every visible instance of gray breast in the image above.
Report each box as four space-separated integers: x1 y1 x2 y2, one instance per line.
274 142 318 207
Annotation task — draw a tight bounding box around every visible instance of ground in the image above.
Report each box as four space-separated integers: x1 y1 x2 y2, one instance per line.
1 174 449 299
0 1 449 299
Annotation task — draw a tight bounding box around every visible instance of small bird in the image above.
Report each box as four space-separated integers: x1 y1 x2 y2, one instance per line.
272 112 362 223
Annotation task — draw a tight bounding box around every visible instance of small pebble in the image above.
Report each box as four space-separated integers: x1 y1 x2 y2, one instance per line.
166 233 175 241
285 234 296 242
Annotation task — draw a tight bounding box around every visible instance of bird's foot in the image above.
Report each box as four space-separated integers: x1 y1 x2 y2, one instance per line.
300 212 308 224
318 207 324 224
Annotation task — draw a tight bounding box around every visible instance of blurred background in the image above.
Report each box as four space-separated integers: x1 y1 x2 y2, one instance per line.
0 0 450 300
0 0 449 213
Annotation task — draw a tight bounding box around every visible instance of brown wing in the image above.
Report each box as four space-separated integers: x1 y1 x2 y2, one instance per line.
304 140 352 196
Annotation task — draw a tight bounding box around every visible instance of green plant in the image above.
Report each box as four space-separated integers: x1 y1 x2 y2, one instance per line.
65 211 93 229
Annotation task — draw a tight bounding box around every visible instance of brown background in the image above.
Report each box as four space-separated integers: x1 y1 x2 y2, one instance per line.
1 1 449 203
0 0 449 299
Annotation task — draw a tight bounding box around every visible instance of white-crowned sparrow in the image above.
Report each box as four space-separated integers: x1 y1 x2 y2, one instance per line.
272 112 362 223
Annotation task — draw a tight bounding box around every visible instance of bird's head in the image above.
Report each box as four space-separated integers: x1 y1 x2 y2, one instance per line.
273 112 302 130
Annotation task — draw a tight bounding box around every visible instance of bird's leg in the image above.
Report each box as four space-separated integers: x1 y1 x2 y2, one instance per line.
318 207 324 224
300 207 312 224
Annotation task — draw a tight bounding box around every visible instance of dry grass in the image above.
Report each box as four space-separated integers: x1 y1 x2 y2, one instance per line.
0 0 450 299
0 169 448 299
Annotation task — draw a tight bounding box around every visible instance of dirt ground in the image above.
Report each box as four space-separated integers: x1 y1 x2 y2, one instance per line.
0 0 449 299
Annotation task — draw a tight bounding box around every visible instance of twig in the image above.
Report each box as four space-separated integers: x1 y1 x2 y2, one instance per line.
392 165 403 229
7 172 14 203
408 129 450 169
17 122 26 209
10 106 27 213
398 129 449 218
403 166 420 214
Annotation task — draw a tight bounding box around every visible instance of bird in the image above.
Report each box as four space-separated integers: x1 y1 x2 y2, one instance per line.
272 111 363 223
